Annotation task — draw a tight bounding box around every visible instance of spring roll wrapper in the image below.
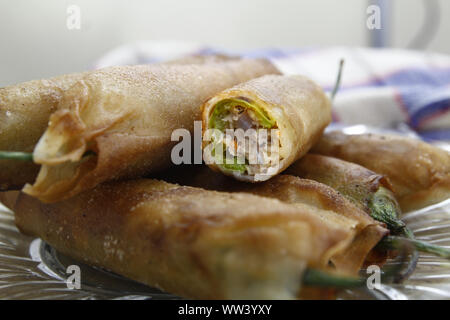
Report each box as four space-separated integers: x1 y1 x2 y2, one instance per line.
0 72 87 190
312 132 450 212
0 190 20 210
201 74 331 182
158 165 389 275
6 180 355 299
244 176 389 273
0 55 251 191
22 58 280 203
286 154 394 213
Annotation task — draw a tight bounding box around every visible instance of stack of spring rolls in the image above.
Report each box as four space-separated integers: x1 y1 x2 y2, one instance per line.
1 54 449 299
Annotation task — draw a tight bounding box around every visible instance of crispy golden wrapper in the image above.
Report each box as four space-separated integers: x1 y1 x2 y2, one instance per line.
233 176 388 274
0 72 87 190
286 154 394 212
159 165 388 274
312 132 450 212
201 74 331 182
22 58 280 203
5 179 355 299
0 55 258 191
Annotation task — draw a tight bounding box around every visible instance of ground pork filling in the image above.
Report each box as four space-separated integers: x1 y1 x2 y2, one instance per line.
208 98 283 177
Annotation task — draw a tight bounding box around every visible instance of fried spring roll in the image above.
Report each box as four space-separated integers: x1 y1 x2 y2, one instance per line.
0 72 88 190
201 74 331 182
286 154 398 221
286 154 450 274
8 180 356 299
158 165 388 275
312 132 450 212
0 55 241 191
234 176 388 274
21 58 280 203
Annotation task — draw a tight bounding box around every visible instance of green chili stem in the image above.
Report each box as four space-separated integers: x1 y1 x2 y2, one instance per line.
330 59 344 101
368 187 419 282
378 234 419 283
302 268 364 288
369 187 405 232
0 151 33 161
377 236 416 284
0 150 96 161
383 235 450 259
370 187 450 275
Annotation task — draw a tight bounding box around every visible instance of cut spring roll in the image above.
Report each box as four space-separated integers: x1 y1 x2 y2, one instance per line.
312 132 450 212
0 72 88 190
21 58 280 203
201 74 331 182
7 180 356 299
158 165 389 275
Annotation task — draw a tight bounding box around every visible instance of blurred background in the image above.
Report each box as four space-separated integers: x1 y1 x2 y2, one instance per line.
0 0 448 86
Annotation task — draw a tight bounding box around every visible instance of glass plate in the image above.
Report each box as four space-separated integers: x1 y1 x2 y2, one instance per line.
1 200 449 300
0 203 176 300
1 126 449 300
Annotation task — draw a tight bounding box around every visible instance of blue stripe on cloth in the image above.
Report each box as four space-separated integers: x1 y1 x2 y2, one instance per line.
419 129 450 141
396 86 450 128
411 98 450 129
382 68 450 87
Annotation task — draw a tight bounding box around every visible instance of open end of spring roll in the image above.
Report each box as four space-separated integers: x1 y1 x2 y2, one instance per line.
0 72 88 190
312 131 450 212
0 54 238 191
21 58 280 203
201 74 331 182
12 179 355 299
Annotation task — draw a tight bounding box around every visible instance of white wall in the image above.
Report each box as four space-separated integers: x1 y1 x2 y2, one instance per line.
0 0 449 86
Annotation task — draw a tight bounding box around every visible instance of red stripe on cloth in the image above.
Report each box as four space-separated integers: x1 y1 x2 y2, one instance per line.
331 109 341 122
417 106 450 130
393 88 412 124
